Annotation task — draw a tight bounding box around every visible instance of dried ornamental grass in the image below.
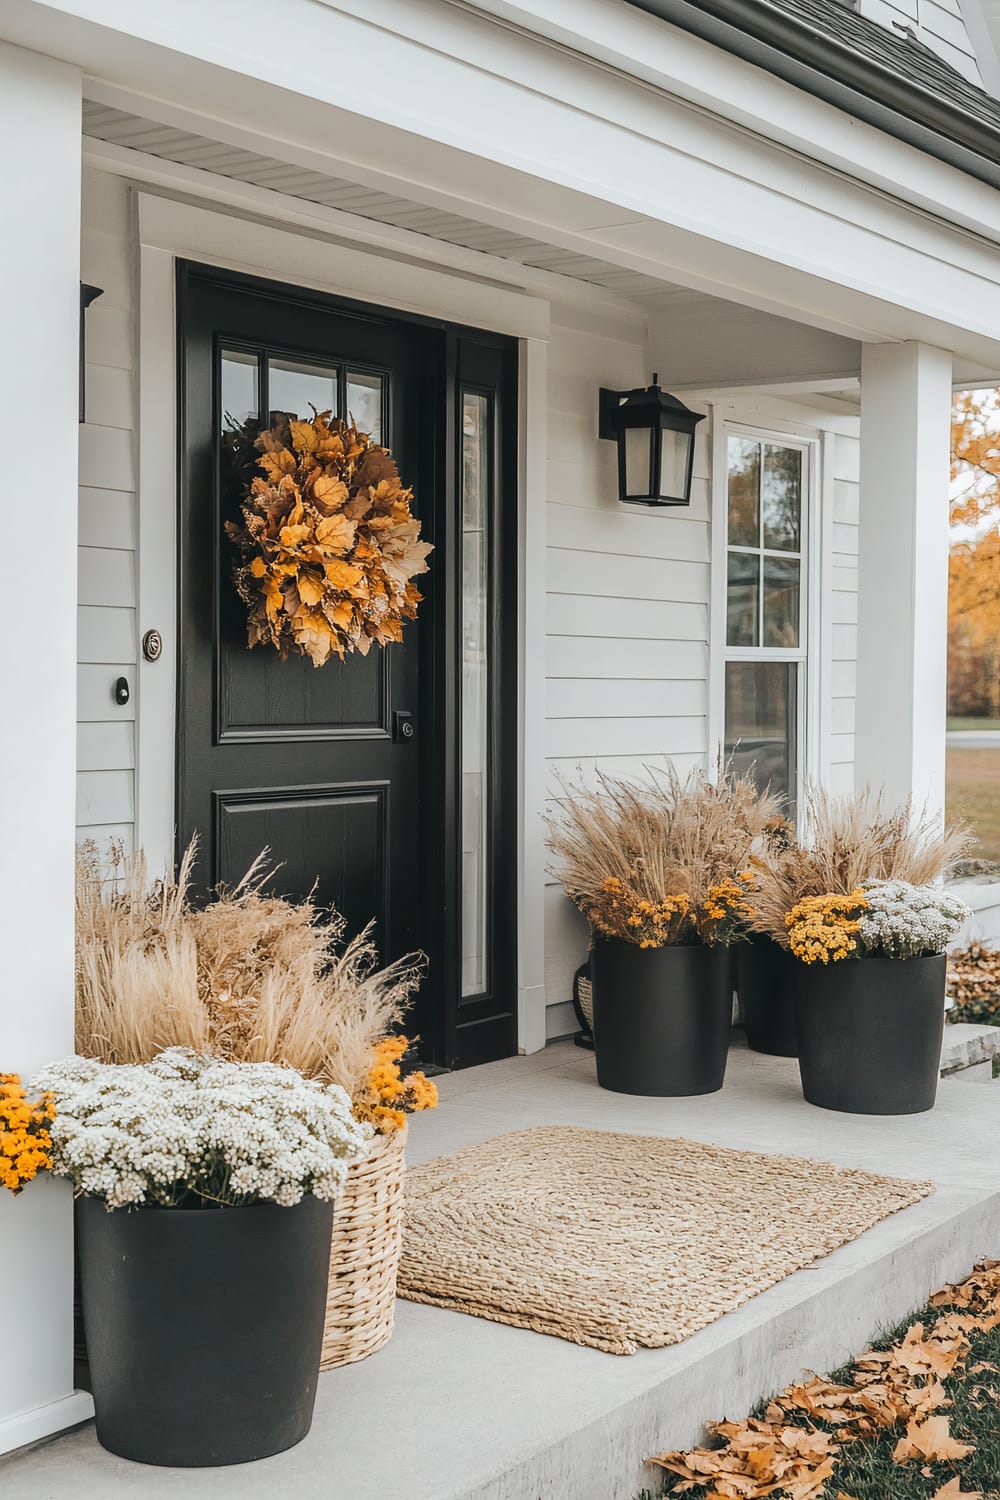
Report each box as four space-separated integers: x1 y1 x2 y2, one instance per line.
748 789 973 947
545 766 781 948
225 410 432 666
75 840 423 1098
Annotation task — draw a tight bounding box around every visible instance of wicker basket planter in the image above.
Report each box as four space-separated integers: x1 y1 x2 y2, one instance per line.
321 1124 407 1369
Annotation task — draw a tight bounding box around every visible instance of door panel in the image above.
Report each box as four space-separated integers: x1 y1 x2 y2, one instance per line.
214 782 388 944
177 266 430 982
176 263 518 1067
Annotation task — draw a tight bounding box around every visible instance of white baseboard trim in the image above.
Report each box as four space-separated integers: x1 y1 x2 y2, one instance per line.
0 1391 94 1458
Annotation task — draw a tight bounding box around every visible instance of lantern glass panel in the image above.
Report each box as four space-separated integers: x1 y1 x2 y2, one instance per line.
624 425 652 498
659 428 692 501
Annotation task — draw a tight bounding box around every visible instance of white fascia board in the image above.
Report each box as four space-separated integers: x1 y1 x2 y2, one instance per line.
450 0 1000 238
8 0 1000 361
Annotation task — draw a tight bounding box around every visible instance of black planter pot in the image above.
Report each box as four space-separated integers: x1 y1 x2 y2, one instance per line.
590 938 733 1096
736 935 798 1057
793 953 947 1115
76 1193 334 1466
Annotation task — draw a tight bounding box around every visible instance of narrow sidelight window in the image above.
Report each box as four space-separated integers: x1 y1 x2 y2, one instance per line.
723 432 808 809
461 390 492 998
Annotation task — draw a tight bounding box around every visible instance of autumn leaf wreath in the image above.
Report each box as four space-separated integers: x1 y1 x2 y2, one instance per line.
225 410 432 668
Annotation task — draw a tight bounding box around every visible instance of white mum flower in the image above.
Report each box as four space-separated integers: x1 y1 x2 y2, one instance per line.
859 880 970 960
32 1048 371 1211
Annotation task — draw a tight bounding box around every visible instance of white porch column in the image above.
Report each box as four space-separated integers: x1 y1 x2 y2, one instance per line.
0 42 93 1452
855 341 952 812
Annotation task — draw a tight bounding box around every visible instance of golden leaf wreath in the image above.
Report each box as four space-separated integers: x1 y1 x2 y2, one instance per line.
225 410 432 667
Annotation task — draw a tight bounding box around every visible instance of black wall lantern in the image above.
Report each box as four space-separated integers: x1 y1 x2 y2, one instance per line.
598 374 705 506
80 283 104 424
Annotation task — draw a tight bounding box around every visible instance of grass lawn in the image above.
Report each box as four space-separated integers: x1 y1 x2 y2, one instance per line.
948 718 1000 733
947 747 1000 862
636 1262 1000 1500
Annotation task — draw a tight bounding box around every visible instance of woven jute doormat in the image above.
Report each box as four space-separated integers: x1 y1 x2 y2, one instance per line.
397 1127 932 1354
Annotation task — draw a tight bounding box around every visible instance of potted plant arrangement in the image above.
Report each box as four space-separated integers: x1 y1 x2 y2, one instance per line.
734 816 800 1057
74 839 438 1384
29 1049 368 1467
747 790 971 1114
546 768 779 1096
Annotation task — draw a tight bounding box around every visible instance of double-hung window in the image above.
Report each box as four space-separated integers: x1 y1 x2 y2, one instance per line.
722 430 810 810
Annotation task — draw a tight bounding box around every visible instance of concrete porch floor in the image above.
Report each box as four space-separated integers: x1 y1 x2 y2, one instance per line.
3 1035 1000 1500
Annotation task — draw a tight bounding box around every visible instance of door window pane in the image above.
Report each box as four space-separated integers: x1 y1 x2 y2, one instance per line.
727 552 760 646
762 444 802 551
462 392 491 998
762 557 800 647
268 357 338 421
727 435 760 546
725 661 798 806
221 349 259 428
347 369 384 443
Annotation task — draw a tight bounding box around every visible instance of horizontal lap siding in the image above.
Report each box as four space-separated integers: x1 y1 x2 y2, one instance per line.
78 170 137 849
543 305 711 1034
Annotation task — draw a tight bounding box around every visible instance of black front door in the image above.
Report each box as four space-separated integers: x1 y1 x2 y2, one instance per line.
176 263 518 1067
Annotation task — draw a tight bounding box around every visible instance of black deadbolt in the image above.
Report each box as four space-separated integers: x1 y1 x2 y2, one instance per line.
392 710 415 743
114 676 130 706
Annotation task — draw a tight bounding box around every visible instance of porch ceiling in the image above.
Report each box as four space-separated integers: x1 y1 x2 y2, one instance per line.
82 101 701 310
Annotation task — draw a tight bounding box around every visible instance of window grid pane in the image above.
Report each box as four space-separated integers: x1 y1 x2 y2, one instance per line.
267 356 339 422
724 660 798 808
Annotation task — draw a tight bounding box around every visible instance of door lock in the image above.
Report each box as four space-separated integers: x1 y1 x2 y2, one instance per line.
142 628 163 663
392 710 415 743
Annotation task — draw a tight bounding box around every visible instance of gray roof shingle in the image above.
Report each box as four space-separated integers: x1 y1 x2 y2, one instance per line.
626 0 1000 185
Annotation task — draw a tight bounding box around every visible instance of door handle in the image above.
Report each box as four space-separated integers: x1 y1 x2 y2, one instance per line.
392 710 415 743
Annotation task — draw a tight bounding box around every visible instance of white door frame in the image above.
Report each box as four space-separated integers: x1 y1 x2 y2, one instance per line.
134 188 550 1051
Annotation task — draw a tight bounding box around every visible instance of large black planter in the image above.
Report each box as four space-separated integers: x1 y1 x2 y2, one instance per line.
76 1194 334 1466
736 935 798 1057
590 938 733 1096
793 953 947 1115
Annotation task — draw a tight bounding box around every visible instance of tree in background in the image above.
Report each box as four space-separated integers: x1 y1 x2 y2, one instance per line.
949 390 1000 719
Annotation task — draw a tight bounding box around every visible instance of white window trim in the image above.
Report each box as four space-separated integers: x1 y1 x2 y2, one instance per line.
709 416 826 810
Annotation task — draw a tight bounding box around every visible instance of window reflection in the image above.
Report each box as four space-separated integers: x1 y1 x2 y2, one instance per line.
221 349 259 428
727 553 760 647
462 392 491 998
268 357 338 421
347 370 384 443
727 435 760 546
725 661 797 807
762 445 802 551
763 557 800 647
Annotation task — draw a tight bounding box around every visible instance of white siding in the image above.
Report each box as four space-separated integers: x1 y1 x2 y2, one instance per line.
78 169 137 849
858 0 983 83
542 302 712 1034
